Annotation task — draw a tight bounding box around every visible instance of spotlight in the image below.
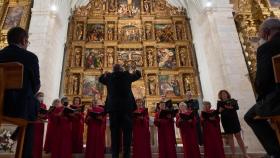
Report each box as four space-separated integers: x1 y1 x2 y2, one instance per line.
206 1 212 8
50 4 57 12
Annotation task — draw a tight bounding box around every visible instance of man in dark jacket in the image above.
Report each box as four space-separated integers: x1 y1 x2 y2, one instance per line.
99 64 141 158
244 18 280 158
0 27 40 158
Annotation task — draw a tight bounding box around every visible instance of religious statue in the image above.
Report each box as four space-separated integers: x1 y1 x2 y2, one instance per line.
93 0 103 10
147 48 155 67
176 24 184 40
67 75 73 95
74 48 82 67
107 24 114 40
108 0 116 12
107 48 114 67
73 75 79 95
179 47 187 66
155 0 166 11
145 24 152 40
76 23 84 40
183 76 192 93
148 76 157 95
143 0 151 13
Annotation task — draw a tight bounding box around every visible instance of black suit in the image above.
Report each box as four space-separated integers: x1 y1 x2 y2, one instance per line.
0 45 40 158
244 33 280 156
99 70 141 158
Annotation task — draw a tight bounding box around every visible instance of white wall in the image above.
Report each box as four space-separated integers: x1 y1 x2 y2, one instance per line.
28 0 72 106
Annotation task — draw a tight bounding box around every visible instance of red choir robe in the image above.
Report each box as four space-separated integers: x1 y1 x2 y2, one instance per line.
176 111 200 158
70 105 85 153
50 106 73 158
32 103 47 158
132 108 152 158
85 106 106 158
201 110 225 158
154 112 177 158
44 107 56 153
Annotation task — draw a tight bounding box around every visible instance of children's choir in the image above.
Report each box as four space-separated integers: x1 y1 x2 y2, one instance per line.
31 90 248 158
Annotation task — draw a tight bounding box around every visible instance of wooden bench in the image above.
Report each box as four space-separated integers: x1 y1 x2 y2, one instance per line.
0 62 28 158
256 54 280 143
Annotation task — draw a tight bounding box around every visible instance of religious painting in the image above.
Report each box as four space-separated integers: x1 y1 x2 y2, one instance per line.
82 76 104 97
84 48 104 69
157 48 176 69
117 49 143 71
155 24 174 42
268 0 280 7
86 24 105 41
119 25 141 42
118 0 140 18
159 75 180 96
3 6 24 30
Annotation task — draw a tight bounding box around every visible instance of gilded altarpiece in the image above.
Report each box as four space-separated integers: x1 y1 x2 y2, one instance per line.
62 0 201 113
0 0 32 49
233 0 280 85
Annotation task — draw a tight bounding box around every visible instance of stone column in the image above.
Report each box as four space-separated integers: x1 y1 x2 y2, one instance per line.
186 0 262 152
28 0 72 106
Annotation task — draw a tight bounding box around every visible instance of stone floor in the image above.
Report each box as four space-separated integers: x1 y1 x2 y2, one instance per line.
0 146 266 158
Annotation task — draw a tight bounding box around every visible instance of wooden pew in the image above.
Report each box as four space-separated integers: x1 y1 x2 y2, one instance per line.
255 54 280 143
0 62 28 158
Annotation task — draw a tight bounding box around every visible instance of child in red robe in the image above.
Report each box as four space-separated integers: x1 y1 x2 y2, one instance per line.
176 102 200 158
32 92 47 158
154 100 177 158
132 98 152 158
44 99 58 153
50 98 73 158
70 97 85 153
85 98 106 158
201 101 225 158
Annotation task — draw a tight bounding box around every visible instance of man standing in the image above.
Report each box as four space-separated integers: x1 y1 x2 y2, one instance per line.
99 64 141 158
244 18 280 158
0 27 41 158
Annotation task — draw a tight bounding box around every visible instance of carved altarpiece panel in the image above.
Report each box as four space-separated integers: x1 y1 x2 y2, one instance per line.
62 0 201 114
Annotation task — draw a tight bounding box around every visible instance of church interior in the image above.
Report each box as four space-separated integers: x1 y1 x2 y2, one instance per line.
0 0 280 157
